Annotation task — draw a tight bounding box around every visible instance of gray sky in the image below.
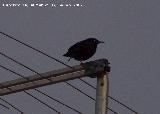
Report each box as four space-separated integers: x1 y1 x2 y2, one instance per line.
0 0 160 114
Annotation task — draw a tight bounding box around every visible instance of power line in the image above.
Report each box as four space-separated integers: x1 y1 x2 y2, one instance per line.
34 89 83 114
24 91 61 114
0 102 9 110
0 52 49 79
108 96 138 114
0 64 83 114
0 97 24 114
0 51 56 85
0 52 118 114
0 64 30 80
0 30 138 114
0 31 71 68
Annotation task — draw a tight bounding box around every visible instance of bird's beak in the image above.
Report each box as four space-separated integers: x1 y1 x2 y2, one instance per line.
98 41 105 44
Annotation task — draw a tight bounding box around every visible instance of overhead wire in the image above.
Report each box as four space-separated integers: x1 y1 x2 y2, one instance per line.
34 89 83 114
0 102 9 110
0 30 139 114
24 91 61 114
0 97 24 114
0 62 24 114
0 64 83 114
0 31 71 68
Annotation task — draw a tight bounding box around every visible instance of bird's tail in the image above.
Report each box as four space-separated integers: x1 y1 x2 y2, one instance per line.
63 53 69 57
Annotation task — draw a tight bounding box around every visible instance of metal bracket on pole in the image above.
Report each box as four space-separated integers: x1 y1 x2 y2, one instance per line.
0 59 109 96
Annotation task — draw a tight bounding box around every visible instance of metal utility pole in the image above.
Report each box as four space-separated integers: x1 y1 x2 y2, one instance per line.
95 71 109 114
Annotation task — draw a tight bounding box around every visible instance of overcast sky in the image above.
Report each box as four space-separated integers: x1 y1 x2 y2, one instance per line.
0 0 160 114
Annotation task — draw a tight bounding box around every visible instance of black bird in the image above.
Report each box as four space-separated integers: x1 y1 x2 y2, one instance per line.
63 38 104 62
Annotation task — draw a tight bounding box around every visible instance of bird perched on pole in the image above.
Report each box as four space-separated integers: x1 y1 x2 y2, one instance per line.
63 38 104 63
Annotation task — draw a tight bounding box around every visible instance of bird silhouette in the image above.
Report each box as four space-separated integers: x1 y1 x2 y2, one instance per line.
63 38 104 63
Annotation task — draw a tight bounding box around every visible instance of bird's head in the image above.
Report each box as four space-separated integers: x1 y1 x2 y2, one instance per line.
86 38 104 45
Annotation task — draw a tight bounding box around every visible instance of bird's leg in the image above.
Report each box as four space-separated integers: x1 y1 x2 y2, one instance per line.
68 58 71 61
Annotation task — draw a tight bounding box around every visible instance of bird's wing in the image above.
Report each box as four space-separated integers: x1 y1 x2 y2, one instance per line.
68 40 88 53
